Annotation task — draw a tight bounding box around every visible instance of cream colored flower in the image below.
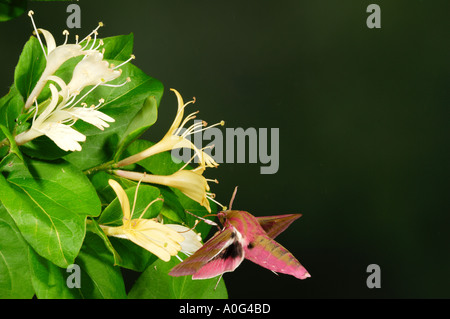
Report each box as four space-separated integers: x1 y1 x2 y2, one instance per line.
100 179 186 262
116 88 224 168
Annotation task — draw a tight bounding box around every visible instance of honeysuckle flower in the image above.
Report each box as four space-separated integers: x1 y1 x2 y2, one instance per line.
15 12 135 152
25 11 105 109
115 88 224 168
100 179 185 262
15 83 115 151
25 11 134 112
114 165 217 213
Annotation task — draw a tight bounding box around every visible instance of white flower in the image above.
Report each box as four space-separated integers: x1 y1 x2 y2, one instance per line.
25 11 134 110
65 106 114 131
165 224 203 257
15 84 115 151
16 11 135 151
25 11 104 109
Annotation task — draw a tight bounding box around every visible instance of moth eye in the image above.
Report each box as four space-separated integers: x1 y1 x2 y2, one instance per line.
247 242 255 249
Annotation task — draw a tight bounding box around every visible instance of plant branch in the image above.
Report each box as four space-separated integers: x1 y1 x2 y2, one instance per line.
83 160 117 175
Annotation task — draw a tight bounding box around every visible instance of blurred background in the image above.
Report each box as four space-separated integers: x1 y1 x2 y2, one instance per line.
1 0 449 298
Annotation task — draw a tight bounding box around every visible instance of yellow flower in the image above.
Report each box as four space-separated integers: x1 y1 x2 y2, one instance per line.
116 88 224 168
114 165 215 213
100 179 185 262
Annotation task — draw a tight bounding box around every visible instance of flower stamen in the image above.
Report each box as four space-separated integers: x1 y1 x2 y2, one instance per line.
101 76 131 88
139 197 164 220
206 194 226 210
81 36 91 51
112 54 135 70
28 10 47 58
62 30 69 45
78 21 103 44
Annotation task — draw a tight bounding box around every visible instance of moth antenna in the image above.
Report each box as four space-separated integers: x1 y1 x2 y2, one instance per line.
185 210 220 230
228 186 239 210
214 274 223 291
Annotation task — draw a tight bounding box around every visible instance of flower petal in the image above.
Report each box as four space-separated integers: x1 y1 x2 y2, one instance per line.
67 52 122 93
68 107 115 130
165 224 203 255
108 179 131 222
38 122 85 152
37 28 56 54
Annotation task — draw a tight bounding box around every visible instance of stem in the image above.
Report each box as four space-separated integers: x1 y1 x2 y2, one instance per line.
83 160 116 175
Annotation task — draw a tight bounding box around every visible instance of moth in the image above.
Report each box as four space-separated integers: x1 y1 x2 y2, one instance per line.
169 188 310 280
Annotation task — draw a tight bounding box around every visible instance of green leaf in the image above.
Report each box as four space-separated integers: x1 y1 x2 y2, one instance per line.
0 0 26 22
0 124 23 161
86 219 122 267
75 232 127 299
29 232 127 299
128 258 228 299
107 237 156 272
102 33 134 61
89 171 119 205
29 248 81 299
158 187 186 223
0 85 24 135
0 158 101 267
20 135 70 160
0 205 34 299
14 36 46 101
114 95 159 162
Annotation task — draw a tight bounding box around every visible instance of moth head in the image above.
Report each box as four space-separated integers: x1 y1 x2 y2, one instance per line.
217 211 227 225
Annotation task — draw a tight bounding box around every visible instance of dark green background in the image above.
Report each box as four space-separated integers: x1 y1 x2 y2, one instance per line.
1 0 449 298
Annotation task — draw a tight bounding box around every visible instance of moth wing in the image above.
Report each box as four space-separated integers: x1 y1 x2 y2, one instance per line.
256 214 302 239
169 227 243 279
192 230 245 279
244 234 310 280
